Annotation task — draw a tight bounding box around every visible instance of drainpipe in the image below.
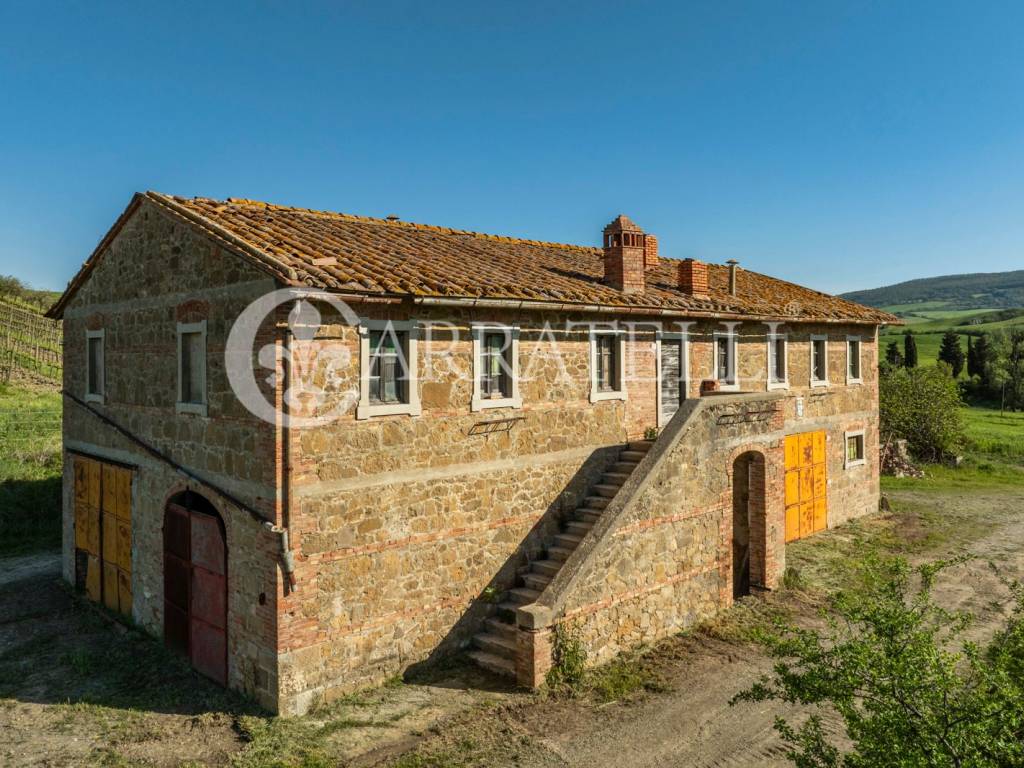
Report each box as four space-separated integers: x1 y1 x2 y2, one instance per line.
278 302 298 590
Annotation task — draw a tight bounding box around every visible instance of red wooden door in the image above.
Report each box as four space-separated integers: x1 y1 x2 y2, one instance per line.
163 498 227 685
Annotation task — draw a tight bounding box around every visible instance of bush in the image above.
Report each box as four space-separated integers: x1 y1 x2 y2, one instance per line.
546 624 586 690
880 364 965 461
734 556 1024 767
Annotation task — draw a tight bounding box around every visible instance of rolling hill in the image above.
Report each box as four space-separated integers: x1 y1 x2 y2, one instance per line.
840 269 1024 311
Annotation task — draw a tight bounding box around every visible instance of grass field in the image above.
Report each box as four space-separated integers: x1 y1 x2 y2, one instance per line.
0 384 62 554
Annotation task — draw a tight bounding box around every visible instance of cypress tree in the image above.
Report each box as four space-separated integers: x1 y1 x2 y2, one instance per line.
904 332 918 369
938 331 965 378
974 333 996 390
885 340 903 368
966 335 977 378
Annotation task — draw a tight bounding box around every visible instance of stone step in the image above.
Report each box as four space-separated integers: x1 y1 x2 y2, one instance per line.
485 617 518 640
628 440 654 452
474 632 518 659
620 450 647 462
507 587 542 605
576 509 602 525
602 471 631 484
564 519 593 537
594 483 622 498
522 571 552 591
497 601 520 620
468 650 516 678
547 545 574 562
613 461 639 474
553 532 583 550
586 495 611 509
530 559 563 578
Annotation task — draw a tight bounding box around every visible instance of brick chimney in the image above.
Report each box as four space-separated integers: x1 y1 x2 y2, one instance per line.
678 258 709 297
603 215 646 294
643 234 658 270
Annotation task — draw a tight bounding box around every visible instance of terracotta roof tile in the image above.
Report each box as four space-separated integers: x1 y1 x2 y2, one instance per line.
48 191 899 325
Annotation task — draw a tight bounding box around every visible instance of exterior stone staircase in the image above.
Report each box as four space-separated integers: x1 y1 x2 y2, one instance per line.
468 439 654 678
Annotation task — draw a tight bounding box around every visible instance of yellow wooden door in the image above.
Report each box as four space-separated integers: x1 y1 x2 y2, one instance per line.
73 456 132 616
784 431 828 542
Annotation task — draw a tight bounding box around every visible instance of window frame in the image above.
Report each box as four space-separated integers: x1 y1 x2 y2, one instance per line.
85 328 105 404
810 334 829 388
176 320 208 416
846 335 863 385
766 323 788 391
844 429 866 469
655 325 691 427
713 323 740 392
589 328 627 403
471 323 522 411
356 319 421 420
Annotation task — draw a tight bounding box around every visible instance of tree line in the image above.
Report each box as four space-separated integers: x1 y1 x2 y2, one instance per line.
885 328 1024 411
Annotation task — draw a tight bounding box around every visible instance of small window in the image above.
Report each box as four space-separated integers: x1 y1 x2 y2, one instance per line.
472 325 521 411
767 332 788 390
713 325 740 390
177 321 207 415
357 320 421 419
597 335 617 391
845 430 866 468
85 329 104 403
482 332 510 398
811 335 828 387
590 330 626 403
368 329 407 404
847 337 863 384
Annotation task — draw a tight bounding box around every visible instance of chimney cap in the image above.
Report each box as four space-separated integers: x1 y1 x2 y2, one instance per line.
603 214 643 233
726 259 739 266
385 214 400 222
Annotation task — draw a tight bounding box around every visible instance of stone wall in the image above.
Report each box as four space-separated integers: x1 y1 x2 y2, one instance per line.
278 310 880 712
60 199 283 709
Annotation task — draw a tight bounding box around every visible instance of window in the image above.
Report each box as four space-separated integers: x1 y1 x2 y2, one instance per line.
713 324 740 390
766 326 788 390
845 430 866 468
810 335 828 387
847 336 863 384
589 329 626 403
85 329 104 403
177 321 207 415
471 324 521 411
357 320 421 419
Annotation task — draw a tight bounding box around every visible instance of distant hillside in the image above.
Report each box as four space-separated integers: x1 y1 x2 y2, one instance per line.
0 274 61 314
841 270 1024 311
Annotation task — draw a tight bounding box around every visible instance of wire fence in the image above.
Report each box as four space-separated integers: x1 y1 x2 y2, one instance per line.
0 299 62 382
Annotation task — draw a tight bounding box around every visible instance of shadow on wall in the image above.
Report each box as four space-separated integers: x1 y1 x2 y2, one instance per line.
402 444 623 689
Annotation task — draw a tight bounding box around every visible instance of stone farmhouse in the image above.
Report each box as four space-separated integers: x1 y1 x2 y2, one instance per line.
48 192 896 714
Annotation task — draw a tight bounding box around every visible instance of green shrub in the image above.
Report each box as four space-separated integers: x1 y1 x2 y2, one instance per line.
546 624 586 690
734 556 1024 767
880 364 965 460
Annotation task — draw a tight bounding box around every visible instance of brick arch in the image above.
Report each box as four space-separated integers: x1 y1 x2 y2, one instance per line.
163 488 229 686
729 449 768 598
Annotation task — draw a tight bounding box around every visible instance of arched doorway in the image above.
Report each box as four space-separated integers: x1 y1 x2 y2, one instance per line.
164 490 228 685
732 452 766 599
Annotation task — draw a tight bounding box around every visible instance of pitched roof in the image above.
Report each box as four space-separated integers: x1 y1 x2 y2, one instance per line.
49 191 898 325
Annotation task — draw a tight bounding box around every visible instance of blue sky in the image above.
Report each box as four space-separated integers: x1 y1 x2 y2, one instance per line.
2 1 1022 295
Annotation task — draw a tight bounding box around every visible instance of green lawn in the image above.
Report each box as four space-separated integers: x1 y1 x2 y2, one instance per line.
0 384 62 554
962 405 1024 460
